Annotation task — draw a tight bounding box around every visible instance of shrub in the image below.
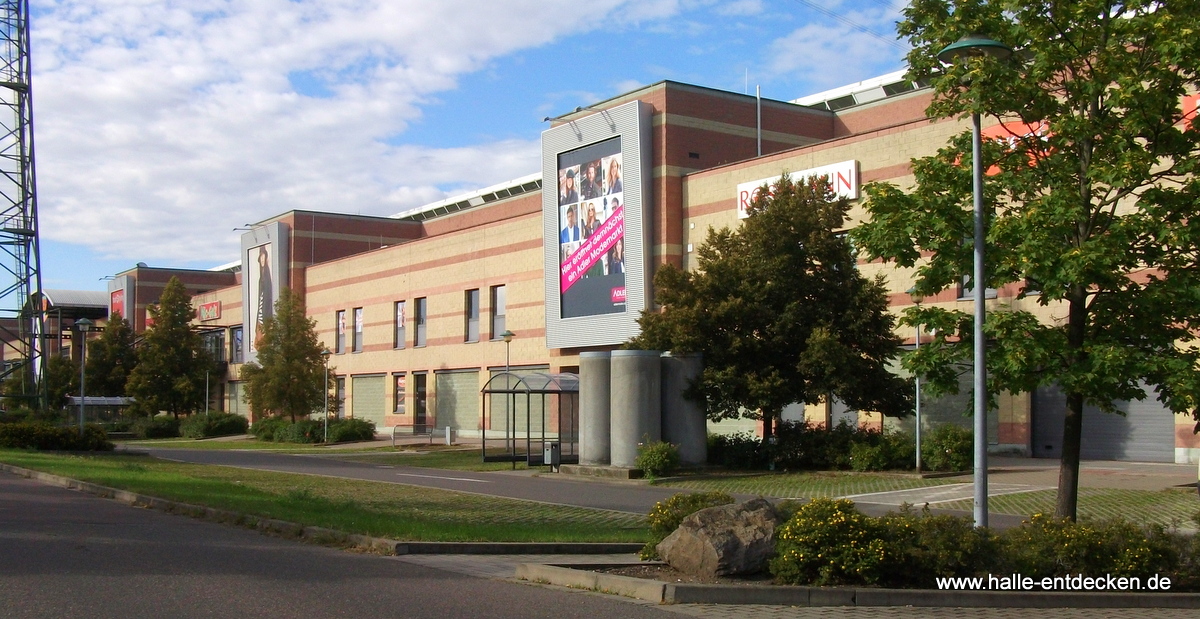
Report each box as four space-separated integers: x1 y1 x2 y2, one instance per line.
132 415 180 439
326 418 377 443
0 422 113 451
274 419 324 444
921 424 973 472
636 440 680 478
251 416 289 441
0 407 69 425
850 431 916 472
771 498 891 586
180 412 249 439
640 491 735 560
707 432 766 469
877 506 998 586
996 514 1180 580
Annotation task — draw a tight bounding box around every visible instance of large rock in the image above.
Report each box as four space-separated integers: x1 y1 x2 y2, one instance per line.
656 498 783 578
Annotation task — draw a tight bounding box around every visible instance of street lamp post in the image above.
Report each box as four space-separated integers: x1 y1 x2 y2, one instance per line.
321 348 332 443
937 34 1013 529
75 317 93 435
501 330 515 374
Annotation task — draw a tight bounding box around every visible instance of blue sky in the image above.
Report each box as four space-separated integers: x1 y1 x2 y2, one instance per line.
31 0 909 292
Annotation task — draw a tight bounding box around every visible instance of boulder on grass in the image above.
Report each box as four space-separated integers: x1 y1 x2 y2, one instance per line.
655 498 782 579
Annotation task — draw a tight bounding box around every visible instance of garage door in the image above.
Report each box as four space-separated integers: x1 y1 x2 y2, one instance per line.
1032 384 1175 462
351 375 386 428
435 370 480 432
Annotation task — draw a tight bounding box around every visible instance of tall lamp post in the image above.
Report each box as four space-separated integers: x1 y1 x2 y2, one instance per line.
321 348 332 443
907 289 923 473
501 330 515 374
75 317 93 435
937 34 1013 529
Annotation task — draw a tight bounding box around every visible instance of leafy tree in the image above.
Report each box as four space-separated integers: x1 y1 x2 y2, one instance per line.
852 0 1200 520
85 312 138 397
240 288 329 422
631 175 912 441
43 354 79 410
126 277 213 417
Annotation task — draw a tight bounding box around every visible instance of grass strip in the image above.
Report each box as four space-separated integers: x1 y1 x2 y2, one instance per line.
937 487 1200 528
656 470 961 499
0 450 646 543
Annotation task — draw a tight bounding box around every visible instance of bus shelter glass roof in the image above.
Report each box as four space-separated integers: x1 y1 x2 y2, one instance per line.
481 372 579 394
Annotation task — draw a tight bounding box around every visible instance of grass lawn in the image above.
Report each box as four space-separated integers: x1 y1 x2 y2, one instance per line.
655 470 963 499
0 450 646 543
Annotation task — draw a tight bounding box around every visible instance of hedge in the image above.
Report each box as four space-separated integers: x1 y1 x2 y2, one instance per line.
0 422 114 451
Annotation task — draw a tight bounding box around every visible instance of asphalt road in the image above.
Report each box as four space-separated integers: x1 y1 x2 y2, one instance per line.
138 447 1029 528
142 447 689 513
0 471 679 619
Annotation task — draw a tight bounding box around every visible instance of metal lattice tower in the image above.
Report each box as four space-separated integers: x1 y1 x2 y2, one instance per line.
0 0 44 409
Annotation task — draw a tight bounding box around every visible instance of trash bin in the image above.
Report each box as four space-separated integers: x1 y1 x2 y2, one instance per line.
543 442 561 472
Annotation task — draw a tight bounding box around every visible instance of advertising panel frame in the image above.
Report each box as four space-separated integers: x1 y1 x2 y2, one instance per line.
542 100 652 349
240 221 289 364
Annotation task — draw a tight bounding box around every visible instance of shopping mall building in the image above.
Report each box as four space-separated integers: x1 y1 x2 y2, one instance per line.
82 72 1198 464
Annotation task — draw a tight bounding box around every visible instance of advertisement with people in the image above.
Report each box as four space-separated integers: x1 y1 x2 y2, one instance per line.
246 242 274 353
557 137 625 318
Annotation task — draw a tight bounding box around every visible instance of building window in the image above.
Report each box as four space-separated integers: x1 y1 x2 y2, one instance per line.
394 301 406 349
230 326 244 364
465 289 479 343
490 285 506 340
958 275 998 300
335 310 346 354
393 373 406 414
414 297 427 347
202 330 226 363
335 376 346 419
352 307 363 353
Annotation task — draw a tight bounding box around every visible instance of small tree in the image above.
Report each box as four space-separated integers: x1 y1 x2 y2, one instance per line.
126 277 211 417
85 312 138 397
853 0 1200 520
43 354 79 411
240 288 328 422
631 174 912 440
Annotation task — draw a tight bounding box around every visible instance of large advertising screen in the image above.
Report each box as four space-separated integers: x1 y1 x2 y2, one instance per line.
542 99 651 349
557 137 625 318
241 221 288 363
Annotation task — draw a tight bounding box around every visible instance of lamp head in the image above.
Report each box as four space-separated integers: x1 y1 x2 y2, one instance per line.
937 34 1013 64
501 329 515 344
76 317 94 333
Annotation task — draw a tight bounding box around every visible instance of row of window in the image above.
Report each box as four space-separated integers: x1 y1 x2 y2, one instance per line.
198 285 508 364
333 285 506 354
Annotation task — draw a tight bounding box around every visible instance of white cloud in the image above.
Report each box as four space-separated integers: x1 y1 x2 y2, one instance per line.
763 2 907 90
30 0 663 264
715 0 764 16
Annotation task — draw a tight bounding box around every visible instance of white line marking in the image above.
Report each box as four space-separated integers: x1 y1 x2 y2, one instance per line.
395 473 489 483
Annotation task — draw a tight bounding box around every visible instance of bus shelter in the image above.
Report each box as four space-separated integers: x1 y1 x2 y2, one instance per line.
480 371 578 468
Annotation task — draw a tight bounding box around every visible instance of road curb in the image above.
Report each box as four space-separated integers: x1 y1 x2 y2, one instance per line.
0 463 643 557
515 563 1200 608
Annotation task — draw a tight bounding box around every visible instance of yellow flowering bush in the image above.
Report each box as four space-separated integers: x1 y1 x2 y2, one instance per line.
771 498 890 585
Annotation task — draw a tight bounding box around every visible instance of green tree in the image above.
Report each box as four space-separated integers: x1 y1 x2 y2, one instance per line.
43 354 79 411
853 0 1200 520
240 288 328 422
126 277 212 417
85 312 138 397
631 175 912 441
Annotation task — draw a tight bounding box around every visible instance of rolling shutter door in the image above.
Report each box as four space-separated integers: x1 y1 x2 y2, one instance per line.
1032 384 1174 462
435 370 479 432
351 375 386 427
